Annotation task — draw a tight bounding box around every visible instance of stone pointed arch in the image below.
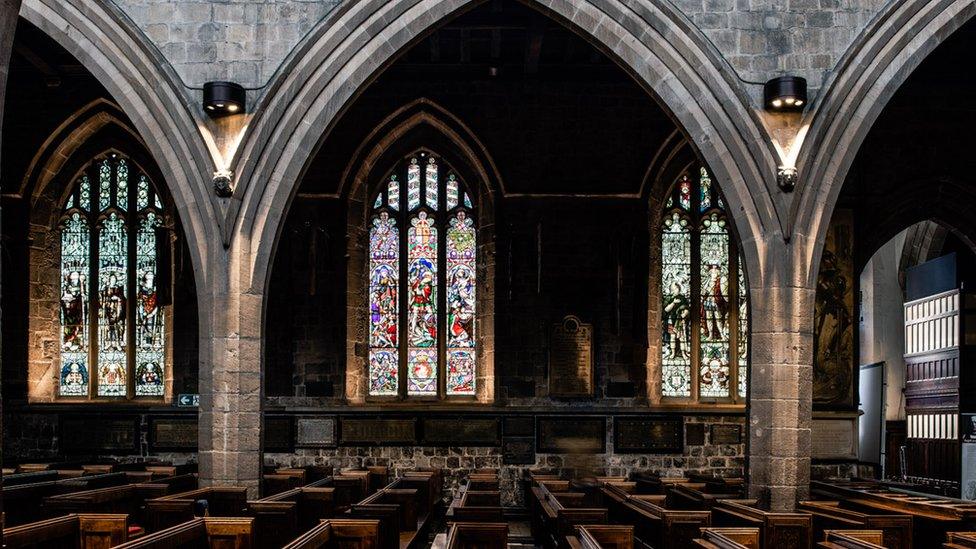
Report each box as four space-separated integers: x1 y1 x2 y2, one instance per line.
20 0 220 289
340 98 500 404
232 0 780 299
792 0 976 285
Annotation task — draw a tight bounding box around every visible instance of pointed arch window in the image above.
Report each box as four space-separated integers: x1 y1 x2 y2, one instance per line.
368 152 477 398
58 153 168 400
660 167 748 402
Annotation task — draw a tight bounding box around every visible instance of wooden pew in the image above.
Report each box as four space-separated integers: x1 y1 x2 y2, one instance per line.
467 474 499 492
2 470 60 486
530 481 608 549
666 482 744 511
444 522 508 549
42 483 171 532
255 485 336 531
632 473 690 495
3 513 128 548
598 483 710 549
264 473 304 497
945 532 976 548
282 519 382 549
3 472 131 527
111 517 254 548
246 481 337 549
711 499 812 549
566 525 633 549
447 490 504 523
144 487 249 532
800 500 912 549
350 486 420 548
693 528 761 549
334 471 371 509
817 530 885 548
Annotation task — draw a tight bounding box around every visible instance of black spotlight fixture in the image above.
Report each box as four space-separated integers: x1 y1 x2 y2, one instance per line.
203 81 246 116
764 76 807 111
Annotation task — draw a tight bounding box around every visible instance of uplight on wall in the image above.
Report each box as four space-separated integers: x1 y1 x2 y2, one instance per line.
764 76 807 111
203 81 246 117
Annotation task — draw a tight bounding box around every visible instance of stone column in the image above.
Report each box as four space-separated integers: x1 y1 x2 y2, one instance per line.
747 234 815 511
197 240 263 497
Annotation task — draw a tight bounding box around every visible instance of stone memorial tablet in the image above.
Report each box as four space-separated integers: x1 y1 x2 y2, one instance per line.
422 417 499 446
296 416 337 448
504 416 535 437
710 424 742 445
341 418 416 445
150 418 198 451
503 437 536 465
537 416 605 454
548 316 594 397
264 416 294 452
613 417 682 453
811 418 857 459
62 417 138 453
686 423 706 446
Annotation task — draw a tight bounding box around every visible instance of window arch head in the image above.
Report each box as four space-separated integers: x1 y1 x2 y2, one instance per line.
660 167 748 402
368 151 477 398
58 153 168 400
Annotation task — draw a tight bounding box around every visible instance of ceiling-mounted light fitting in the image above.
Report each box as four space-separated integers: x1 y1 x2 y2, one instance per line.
203 81 246 117
764 76 807 111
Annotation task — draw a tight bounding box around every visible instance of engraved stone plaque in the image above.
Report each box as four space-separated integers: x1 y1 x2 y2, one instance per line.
264 416 294 452
150 418 198 451
812 418 857 459
537 416 605 454
503 437 536 465
422 418 499 446
710 424 743 445
613 417 682 454
62 417 138 453
296 417 337 448
548 316 594 397
341 418 416 446
686 423 706 446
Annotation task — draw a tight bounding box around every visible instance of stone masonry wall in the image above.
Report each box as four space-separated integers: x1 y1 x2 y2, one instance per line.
265 415 745 507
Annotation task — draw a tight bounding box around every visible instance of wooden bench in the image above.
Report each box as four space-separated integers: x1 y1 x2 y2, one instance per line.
443 522 508 549
945 532 976 548
246 482 338 549
467 474 500 492
144 487 249 532
255 484 336 531
666 482 744 511
712 499 812 549
817 530 885 548
350 484 426 549
530 481 608 549
598 482 710 549
566 525 633 549
111 517 254 548
3 472 132 527
800 500 912 549
693 527 761 549
633 473 691 495
282 519 382 549
3 513 129 548
447 489 505 523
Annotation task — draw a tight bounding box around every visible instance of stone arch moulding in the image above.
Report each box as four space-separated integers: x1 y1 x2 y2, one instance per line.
337 98 499 404
792 0 976 286
232 0 781 298
19 0 220 291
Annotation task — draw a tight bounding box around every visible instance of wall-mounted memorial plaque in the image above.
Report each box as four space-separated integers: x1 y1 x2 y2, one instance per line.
811 418 857 460
503 437 536 465
537 416 605 454
62 417 138 453
613 416 682 454
710 424 743 445
504 416 535 437
296 416 337 448
341 418 416 446
548 316 594 397
264 416 294 452
422 418 499 446
685 423 706 446
150 417 198 452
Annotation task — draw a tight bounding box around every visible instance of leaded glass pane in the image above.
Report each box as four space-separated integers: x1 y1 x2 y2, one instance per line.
388 176 400 211
447 175 459 209
80 176 91 212
463 193 472 209
135 212 164 396
678 175 692 211
374 194 382 208
407 211 438 395
699 212 731 398
137 175 150 210
99 160 112 211
59 212 90 396
446 211 476 395
425 158 439 209
738 259 748 398
662 210 692 397
97 212 127 397
116 159 128 211
407 158 421 211
699 168 712 211
368 212 399 396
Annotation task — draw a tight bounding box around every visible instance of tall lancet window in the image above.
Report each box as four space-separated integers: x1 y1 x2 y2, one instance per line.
58 154 167 399
368 152 477 398
660 168 748 402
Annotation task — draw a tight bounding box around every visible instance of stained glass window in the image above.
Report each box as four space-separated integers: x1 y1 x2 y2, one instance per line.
367 152 477 398
57 154 168 400
660 168 748 402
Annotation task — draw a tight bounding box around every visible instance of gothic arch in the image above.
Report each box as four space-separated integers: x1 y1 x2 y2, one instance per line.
792 0 976 285
233 0 779 300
